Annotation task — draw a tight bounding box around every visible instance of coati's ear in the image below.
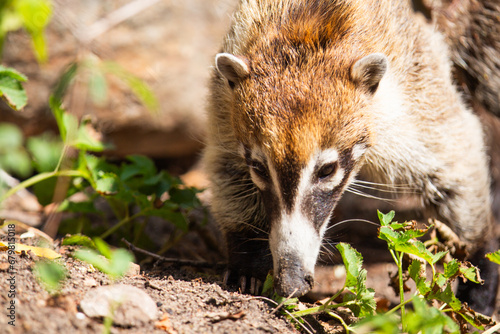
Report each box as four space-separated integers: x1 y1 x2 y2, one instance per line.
216 53 250 88
351 53 388 94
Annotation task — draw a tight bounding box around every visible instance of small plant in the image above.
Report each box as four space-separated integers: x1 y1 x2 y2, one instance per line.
1 97 202 250
376 210 487 331
33 259 67 294
266 211 496 333
71 237 134 281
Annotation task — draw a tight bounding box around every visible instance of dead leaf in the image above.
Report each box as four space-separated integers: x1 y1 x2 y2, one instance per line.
155 314 178 334
0 242 61 259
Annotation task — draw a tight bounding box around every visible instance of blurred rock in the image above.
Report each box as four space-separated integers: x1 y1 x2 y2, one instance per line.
80 284 158 326
1 0 238 166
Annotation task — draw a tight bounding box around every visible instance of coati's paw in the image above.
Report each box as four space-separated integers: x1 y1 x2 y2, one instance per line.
222 270 264 295
223 231 272 294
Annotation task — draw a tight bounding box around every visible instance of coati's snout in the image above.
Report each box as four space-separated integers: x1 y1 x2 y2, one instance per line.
275 254 314 297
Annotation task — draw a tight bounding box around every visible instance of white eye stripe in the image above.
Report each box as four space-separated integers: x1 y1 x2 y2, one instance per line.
316 148 339 165
319 167 345 189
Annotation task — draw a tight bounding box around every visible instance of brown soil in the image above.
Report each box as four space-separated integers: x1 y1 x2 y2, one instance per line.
2 209 499 334
0 234 299 334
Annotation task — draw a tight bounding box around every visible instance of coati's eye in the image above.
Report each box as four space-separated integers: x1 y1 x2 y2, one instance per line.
249 160 269 180
317 162 338 179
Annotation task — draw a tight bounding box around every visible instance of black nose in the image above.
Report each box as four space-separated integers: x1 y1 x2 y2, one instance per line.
274 259 314 297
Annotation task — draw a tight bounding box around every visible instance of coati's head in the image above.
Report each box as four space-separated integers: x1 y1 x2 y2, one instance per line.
215 50 388 297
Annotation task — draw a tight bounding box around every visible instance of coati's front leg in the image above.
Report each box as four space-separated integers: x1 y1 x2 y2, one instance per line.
206 155 272 293
224 229 273 291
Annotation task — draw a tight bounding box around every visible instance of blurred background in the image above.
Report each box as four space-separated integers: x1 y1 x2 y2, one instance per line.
0 0 238 176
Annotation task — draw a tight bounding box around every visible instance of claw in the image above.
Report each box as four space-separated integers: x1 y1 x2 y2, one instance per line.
250 277 256 295
223 270 230 285
255 279 263 295
239 275 247 293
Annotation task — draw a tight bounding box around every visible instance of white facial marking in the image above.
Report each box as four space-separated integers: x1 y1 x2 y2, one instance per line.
316 148 339 165
351 143 367 161
269 147 344 278
269 209 322 275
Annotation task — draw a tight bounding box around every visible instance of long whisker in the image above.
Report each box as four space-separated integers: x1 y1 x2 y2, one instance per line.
350 182 416 195
327 218 380 232
345 187 396 203
353 179 417 190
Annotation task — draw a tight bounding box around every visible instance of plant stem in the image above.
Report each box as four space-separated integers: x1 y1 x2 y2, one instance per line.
291 300 357 317
326 310 350 334
386 295 415 316
0 170 84 203
100 211 145 239
387 248 409 328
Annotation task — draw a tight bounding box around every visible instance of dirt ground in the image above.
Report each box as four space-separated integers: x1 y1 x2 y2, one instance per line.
1 208 499 334
0 231 299 334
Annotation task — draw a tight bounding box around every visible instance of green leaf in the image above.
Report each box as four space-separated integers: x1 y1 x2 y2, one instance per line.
101 61 159 111
33 260 67 294
378 226 400 244
353 312 400 334
0 122 23 148
435 273 447 288
430 251 448 265
74 120 106 152
0 148 32 177
486 250 500 265
93 237 112 259
408 260 431 295
49 96 66 139
459 263 482 284
52 63 78 103
58 199 98 214
0 74 27 109
169 187 201 208
88 67 108 105
107 248 134 278
74 243 134 280
122 155 157 180
31 175 56 205
261 272 275 297
353 270 376 317
62 234 96 249
377 210 395 226
336 242 363 288
26 133 63 172
16 0 52 62
405 297 460 334
95 172 120 196
444 259 459 279
428 283 462 312
61 110 78 144
0 65 27 82
74 249 110 273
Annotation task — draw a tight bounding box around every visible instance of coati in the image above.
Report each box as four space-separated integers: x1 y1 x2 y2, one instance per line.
203 0 497 313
